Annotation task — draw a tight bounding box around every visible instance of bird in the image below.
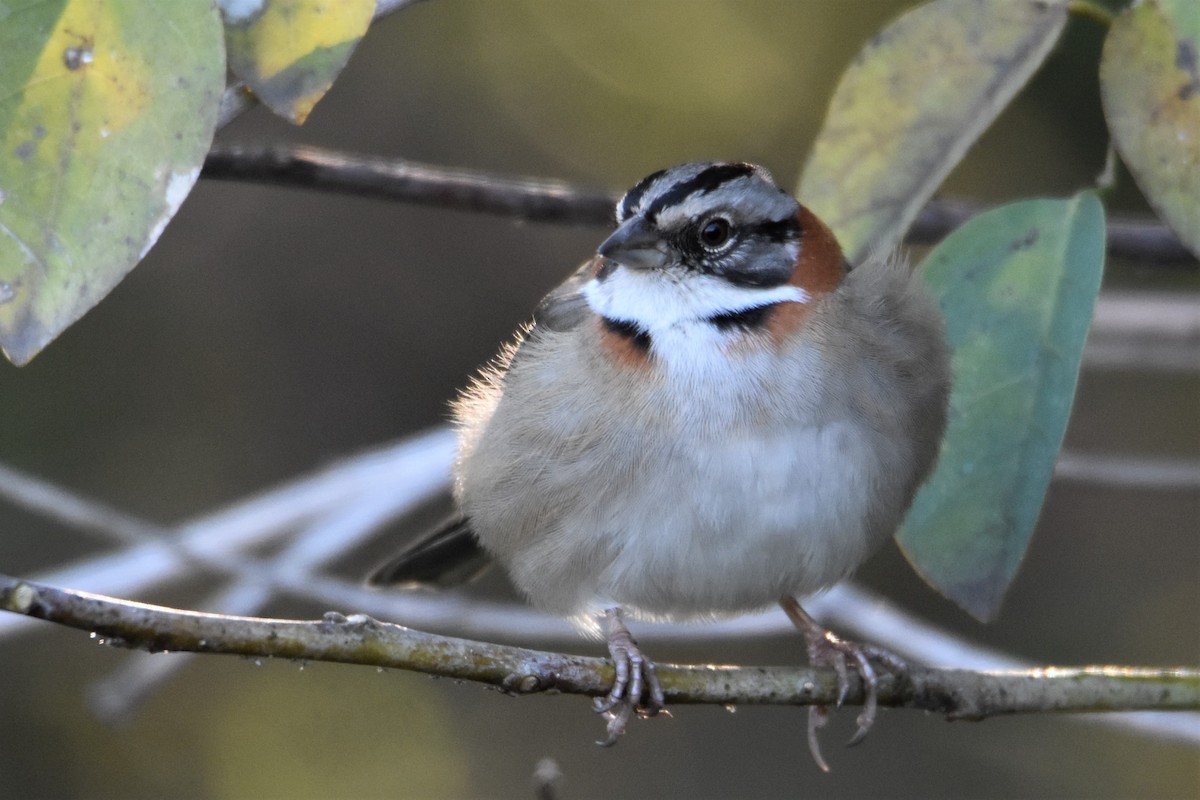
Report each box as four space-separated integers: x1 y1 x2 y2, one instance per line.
369 161 950 765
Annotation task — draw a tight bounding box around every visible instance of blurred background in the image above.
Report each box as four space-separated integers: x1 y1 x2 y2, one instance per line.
1 0 1197 797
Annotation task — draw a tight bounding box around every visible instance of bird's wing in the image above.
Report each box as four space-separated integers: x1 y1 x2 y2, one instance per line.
530 257 598 333
366 514 490 588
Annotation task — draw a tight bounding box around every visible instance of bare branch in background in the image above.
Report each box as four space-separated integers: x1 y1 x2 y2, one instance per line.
203 145 616 225
4 575 1198 721
1085 291 1200 373
0 463 164 547
201 144 1199 265
1054 452 1200 490
210 0 1197 266
1 429 1197 742
0 430 455 639
86 472 442 724
905 197 1197 264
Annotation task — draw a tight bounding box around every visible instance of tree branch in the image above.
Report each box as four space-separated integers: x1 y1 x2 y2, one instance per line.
201 144 1198 265
3 575 1197 720
207 0 1196 264
202 145 617 225
3 432 1196 740
0 429 456 639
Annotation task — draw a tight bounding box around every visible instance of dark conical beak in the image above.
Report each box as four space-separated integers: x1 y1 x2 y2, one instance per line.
597 217 668 271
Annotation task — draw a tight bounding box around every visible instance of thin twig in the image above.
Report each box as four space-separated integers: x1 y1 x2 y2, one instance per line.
1085 291 1200 372
210 0 1193 267
817 584 1200 744
87 482 428 723
200 144 1197 264
202 145 617 225
0 463 164 547
3 575 1197 719
87 581 270 726
1054 452 1200 490
0 429 456 638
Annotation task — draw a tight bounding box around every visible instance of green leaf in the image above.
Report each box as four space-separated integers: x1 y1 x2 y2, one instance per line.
897 193 1106 622
0 0 224 365
1100 0 1200 259
797 0 1068 264
222 0 374 124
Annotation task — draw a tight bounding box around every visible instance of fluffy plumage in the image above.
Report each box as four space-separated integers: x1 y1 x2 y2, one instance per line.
374 162 949 637
454 247 947 631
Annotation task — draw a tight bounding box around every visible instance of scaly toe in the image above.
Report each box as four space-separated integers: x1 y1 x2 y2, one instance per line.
593 609 666 744
640 659 665 716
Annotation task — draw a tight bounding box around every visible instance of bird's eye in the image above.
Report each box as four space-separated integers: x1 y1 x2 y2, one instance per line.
698 216 732 250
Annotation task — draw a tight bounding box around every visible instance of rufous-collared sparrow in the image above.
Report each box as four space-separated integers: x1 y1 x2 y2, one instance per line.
370 162 950 760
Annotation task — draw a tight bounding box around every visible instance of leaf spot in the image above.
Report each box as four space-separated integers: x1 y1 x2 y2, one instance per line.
1177 41 1200 101
63 45 94 71
1010 228 1040 251
1176 40 1197 75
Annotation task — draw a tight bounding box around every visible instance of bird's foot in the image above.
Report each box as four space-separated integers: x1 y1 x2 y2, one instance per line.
780 595 906 771
592 608 665 746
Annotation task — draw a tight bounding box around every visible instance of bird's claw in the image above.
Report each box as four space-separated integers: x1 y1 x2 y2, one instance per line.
806 704 831 773
781 596 906 770
593 609 665 746
806 630 885 742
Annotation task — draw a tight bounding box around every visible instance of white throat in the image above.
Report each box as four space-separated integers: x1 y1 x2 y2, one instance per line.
582 267 808 333
582 266 809 382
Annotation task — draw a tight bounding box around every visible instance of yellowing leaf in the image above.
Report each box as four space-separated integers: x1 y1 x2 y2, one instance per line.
222 0 374 124
1100 0 1200 259
0 0 224 365
798 0 1068 264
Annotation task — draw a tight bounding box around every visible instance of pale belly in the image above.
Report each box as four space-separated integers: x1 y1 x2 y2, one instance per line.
457 312 928 626
489 419 887 624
